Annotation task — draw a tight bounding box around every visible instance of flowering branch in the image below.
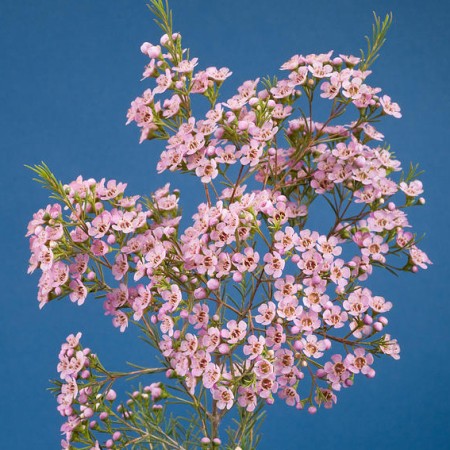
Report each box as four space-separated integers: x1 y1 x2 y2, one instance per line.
26 1 431 449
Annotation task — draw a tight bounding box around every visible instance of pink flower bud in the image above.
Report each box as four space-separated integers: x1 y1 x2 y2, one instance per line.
87 272 95 280
81 370 90 379
89 420 97 429
364 315 373 325
294 340 303 351
206 278 220 291
148 45 161 59
308 406 317 414
83 407 94 418
215 127 225 139
212 314 220 322
105 439 113 448
238 121 249 131
379 316 388 325
113 431 122 441
105 389 117 401
194 288 206 299
201 437 211 444
218 343 230 354
160 34 170 45
373 322 383 332
388 202 396 211
107 234 116 245
213 438 222 445
268 148 277 156
291 326 300 335
140 42 152 54
180 309 189 319
354 156 366 168
99 412 108 421
412 265 419 273
173 330 181 339
316 369 326 378
249 97 259 106
232 271 243 282
291 254 300 264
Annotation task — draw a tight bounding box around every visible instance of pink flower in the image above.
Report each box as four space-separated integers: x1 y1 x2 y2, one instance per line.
243 335 265 360
263 251 285 278
222 320 247 344
112 254 129 281
279 386 300 407
202 363 221 389
97 179 126 200
255 301 276 325
345 348 375 377
212 386 234 410
238 386 257 412
409 246 432 269
233 247 260 273
380 95 402 118
399 180 424 197
69 280 88 306
323 354 351 391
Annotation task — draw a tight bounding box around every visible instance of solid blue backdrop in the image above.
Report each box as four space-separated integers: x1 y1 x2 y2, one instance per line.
1 0 449 449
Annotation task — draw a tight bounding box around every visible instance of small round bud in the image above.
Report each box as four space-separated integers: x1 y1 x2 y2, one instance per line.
308 406 317 414
113 431 122 441
373 322 383 332
232 271 243 283
105 389 117 401
291 254 300 264
316 369 326 378
194 287 207 299
379 316 389 325
363 314 373 325
218 343 230 354
83 408 94 419
207 278 220 290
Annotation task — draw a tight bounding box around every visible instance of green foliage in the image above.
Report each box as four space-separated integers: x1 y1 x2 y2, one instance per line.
360 12 393 71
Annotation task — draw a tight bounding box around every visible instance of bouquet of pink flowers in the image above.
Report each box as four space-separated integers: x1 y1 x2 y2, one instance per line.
26 1 431 449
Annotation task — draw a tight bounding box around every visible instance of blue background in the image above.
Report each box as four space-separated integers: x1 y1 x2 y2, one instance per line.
1 0 449 449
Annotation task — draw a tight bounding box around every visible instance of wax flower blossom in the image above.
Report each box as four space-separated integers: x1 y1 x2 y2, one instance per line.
27 2 431 449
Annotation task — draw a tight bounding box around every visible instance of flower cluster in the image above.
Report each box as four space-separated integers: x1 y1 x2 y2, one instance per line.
56 333 169 450
27 3 431 449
